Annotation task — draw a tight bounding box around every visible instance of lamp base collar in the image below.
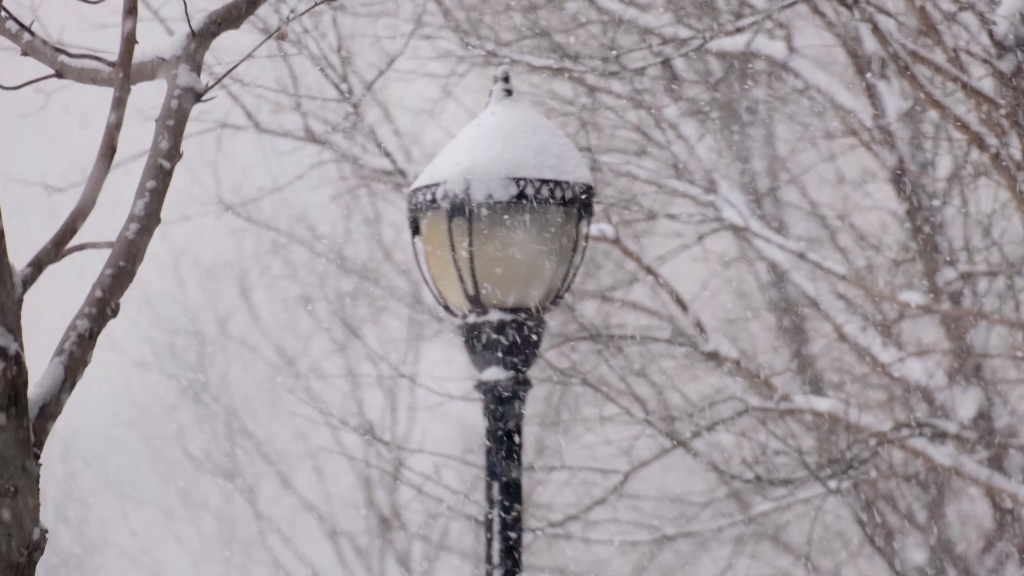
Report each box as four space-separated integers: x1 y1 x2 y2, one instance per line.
461 311 545 374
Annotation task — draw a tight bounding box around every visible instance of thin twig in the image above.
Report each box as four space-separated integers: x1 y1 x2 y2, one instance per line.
0 73 58 90
202 0 337 95
594 235 709 340
182 0 195 35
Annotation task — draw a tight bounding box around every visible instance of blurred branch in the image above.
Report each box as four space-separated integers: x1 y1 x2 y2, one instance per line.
203 0 338 95
540 484 828 544
752 395 1024 505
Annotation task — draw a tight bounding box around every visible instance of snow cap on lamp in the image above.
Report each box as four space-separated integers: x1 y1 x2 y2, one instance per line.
409 67 593 206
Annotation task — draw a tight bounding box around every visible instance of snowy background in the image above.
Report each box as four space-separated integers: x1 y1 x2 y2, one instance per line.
5 0 1024 574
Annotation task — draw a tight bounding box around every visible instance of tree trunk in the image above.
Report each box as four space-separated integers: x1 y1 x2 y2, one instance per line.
0 211 45 575
0 349 44 576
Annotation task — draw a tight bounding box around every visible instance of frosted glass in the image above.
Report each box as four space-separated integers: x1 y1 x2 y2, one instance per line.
418 204 581 314
419 210 472 315
473 204 577 310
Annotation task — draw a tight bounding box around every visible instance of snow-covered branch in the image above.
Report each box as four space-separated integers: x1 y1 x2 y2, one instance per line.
0 7 168 86
592 227 787 399
706 33 873 129
544 484 828 544
857 12 1024 225
582 0 874 128
715 179 942 392
752 395 1024 504
713 183 850 278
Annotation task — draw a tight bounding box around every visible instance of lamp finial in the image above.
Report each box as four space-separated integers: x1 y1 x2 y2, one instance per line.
488 65 513 106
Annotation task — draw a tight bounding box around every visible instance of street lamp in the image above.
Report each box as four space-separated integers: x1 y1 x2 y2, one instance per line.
407 66 594 575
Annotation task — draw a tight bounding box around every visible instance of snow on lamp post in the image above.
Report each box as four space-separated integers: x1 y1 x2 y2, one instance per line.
407 67 593 575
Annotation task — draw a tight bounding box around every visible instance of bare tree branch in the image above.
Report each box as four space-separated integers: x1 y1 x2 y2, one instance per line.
18 4 139 293
0 0 140 571
31 0 271 453
0 6 167 87
58 241 116 261
203 0 337 95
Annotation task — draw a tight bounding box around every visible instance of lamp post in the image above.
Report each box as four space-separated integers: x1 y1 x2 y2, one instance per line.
407 67 594 575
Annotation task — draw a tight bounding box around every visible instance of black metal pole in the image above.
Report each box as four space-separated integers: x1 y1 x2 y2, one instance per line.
461 314 544 576
477 375 530 576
